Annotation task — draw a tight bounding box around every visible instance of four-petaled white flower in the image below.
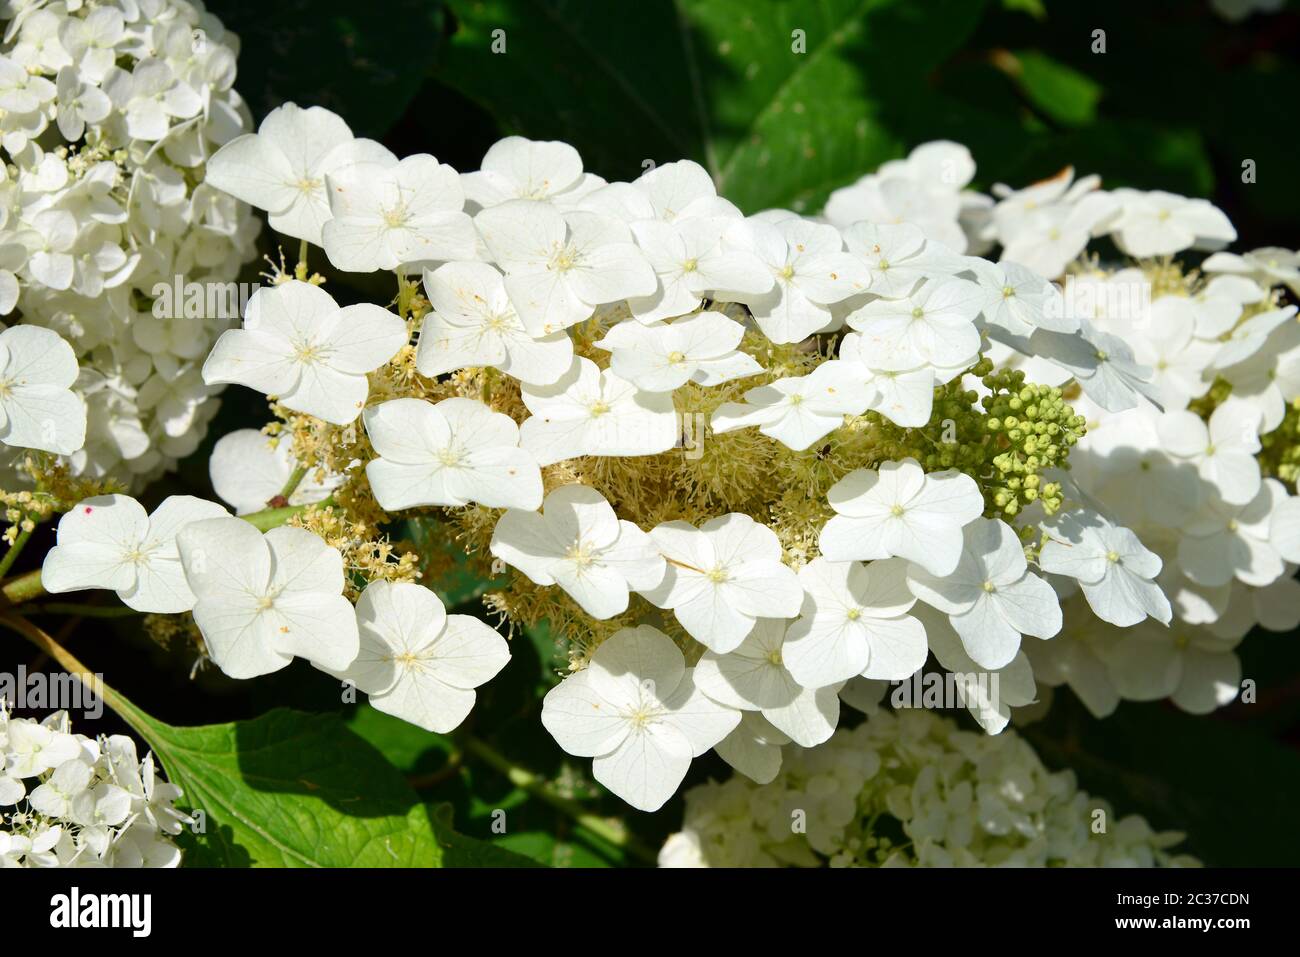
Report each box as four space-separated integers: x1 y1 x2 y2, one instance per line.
416 261 573 386
847 277 983 370
710 359 871 451
323 154 477 272
1027 321 1161 412
640 513 803 653
626 217 772 323
42 493 228 613
1109 189 1236 258
595 311 761 392
841 221 961 300
364 397 542 512
1157 399 1262 505
328 581 510 733
820 457 984 576
694 618 842 748
176 517 359 679
971 258 1076 335
0 324 86 455
490 485 666 619
461 136 603 209
474 200 656 335
203 280 407 425
101 58 200 141
1177 479 1285 588
1105 622 1242 715
782 557 928 688
907 517 1062 670
1038 509 1171 627
54 66 110 141
518 356 678 465
735 218 871 343
541 625 740 811
207 102 395 245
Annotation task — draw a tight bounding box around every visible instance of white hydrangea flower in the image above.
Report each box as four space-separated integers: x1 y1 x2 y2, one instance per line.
203 280 407 425
846 277 983 369
323 154 477 272
640 513 803 653
1025 320 1161 412
820 457 984 576
328 582 510 733
712 712 791 785
970 258 1077 335
990 168 1119 279
41 493 227 613
710 359 871 450
1208 305 1297 373
1177 478 1285 587
1186 274 1266 339
837 330 958 427
594 310 761 392
825 141 974 252
364 397 542 511
208 429 339 515
1106 622 1242 715
917 604 1037 734
840 221 961 299
461 136 603 210
1203 246 1300 294
782 557 927 688
176 517 360 679
101 57 201 141
734 218 870 344
694 618 841 747
1157 399 1262 505
474 200 656 335
490 484 665 619
541 625 739 811
416 261 573 386
0 324 85 455
1108 189 1236 258
625 216 772 324
907 517 1062 669
517 356 677 465
1132 296 1220 408
207 102 395 245
1 708 190 868
1038 509 1171 627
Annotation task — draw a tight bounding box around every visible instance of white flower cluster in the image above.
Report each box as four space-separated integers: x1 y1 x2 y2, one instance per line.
659 709 1197 868
1 706 190 867
0 0 259 485
18 91 1298 827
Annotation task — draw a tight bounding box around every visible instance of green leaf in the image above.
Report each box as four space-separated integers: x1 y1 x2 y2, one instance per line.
435 0 988 212
113 697 536 867
112 703 442 866
1002 50 1101 127
428 804 541 867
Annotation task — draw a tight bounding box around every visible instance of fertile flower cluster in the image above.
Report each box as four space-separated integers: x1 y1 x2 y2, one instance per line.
658 709 1197 867
0 0 259 487
1 706 190 867
6 74 1299 854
